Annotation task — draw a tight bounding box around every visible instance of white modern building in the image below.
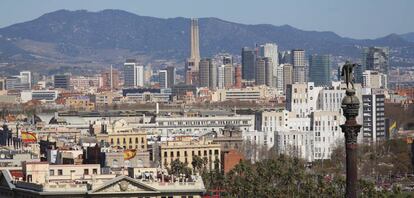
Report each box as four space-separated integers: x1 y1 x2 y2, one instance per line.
124 61 144 88
362 70 387 89
311 111 342 160
362 88 386 142
286 82 322 118
20 90 59 103
275 130 313 161
153 115 255 136
158 70 168 89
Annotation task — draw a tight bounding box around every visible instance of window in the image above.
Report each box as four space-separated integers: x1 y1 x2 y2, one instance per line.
136 137 139 143
27 174 32 182
49 170 54 176
58 169 63 175
204 150 207 156
93 169 98 174
164 151 168 157
84 169 89 175
129 138 132 144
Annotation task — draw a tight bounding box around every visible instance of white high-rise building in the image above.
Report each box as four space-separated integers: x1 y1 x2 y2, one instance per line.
311 111 342 160
362 70 387 89
159 70 168 89
124 60 144 88
286 82 322 118
19 71 32 89
217 65 224 89
259 43 279 87
259 81 365 161
362 88 386 143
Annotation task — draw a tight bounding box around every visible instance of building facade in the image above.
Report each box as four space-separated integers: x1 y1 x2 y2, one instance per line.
309 54 331 86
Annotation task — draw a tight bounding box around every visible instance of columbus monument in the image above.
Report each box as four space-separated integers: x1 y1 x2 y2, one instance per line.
340 61 362 198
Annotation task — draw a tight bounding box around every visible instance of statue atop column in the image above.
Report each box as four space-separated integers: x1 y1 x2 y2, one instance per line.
341 61 357 89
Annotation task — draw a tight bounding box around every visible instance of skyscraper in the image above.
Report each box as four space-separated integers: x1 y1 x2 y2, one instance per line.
166 66 176 88
54 74 71 89
185 18 201 85
282 64 293 93
291 49 307 83
362 88 386 142
309 54 331 86
101 66 120 90
159 70 168 89
223 64 234 88
241 47 256 80
255 57 273 86
234 65 242 88
217 65 225 89
365 47 389 75
124 59 144 88
209 61 217 90
19 71 32 89
259 43 279 88
199 58 216 89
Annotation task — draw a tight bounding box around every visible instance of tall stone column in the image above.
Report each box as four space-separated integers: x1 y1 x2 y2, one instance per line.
340 89 362 198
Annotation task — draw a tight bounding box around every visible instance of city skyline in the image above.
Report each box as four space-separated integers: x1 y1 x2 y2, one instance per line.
0 0 413 39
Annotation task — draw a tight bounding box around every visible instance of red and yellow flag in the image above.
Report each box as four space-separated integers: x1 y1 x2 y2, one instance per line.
123 149 137 160
21 132 37 143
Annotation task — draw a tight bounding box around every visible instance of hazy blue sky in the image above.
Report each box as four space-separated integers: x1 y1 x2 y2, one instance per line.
0 0 412 39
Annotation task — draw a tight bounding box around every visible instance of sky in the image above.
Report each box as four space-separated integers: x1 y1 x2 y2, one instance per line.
0 0 413 39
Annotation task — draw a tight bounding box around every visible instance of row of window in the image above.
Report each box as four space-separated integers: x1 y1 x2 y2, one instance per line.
164 149 219 157
49 168 98 176
110 137 145 145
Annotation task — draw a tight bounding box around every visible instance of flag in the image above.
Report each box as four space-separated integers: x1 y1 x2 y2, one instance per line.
21 132 37 143
389 121 397 134
123 149 137 160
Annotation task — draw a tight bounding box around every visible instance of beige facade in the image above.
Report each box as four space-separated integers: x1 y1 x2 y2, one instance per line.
211 86 276 102
66 96 95 111
22 162 102 184
160 136 221 170
95 119 147 150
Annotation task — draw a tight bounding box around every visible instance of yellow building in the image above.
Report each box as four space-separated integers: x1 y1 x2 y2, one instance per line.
66 96 95 111
95 119 147 150
160 136 221 170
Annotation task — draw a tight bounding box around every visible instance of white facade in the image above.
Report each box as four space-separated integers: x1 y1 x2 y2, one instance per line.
20 90 59 103
362 70 387 89
159 70 168 89
259 81 366 161
286 82 322 118
154 115 255 136
70 76 101 90
124 62 144 88
242 130 275 150
19 71 32 88
275 130 313 161
311 111 342 160
217 65 225 89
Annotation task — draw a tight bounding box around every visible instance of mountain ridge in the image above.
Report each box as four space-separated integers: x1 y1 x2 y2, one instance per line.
0 9 413 74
